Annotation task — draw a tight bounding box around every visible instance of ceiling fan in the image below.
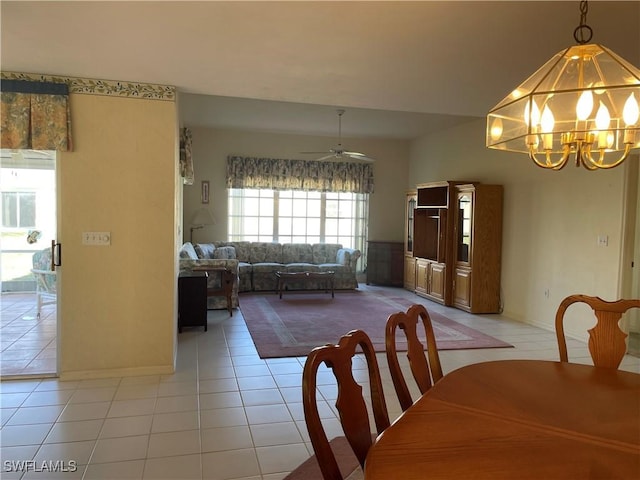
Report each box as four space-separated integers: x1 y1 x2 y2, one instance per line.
301 109 376 162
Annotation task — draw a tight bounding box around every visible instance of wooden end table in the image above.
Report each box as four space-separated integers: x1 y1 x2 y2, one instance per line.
275 271 335 299
193 266 235 316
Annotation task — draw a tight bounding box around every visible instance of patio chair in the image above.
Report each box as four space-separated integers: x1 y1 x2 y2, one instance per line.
31 248 57 318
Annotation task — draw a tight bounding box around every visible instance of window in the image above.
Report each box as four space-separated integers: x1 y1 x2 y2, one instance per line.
2 192 36 228
228 188 368 255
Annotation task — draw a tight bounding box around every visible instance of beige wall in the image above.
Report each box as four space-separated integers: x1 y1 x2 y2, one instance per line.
410 118 636 340
58 93 179 379
183 127 410 245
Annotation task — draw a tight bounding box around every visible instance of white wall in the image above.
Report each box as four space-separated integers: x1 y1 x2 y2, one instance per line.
183 127 410 245
410 118 635 339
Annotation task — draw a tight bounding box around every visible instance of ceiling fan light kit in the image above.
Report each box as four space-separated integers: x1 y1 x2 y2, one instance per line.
301 109 376 162
486 0 640 170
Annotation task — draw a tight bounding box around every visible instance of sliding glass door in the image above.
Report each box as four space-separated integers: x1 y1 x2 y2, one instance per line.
1 149 58 377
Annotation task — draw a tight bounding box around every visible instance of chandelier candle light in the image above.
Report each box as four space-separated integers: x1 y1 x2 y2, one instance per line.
486 1 640 170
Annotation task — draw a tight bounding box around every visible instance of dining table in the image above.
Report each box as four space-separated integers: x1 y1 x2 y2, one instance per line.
364 359 640 479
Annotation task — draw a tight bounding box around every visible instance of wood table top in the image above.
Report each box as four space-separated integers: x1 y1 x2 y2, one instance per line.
364 360 640 480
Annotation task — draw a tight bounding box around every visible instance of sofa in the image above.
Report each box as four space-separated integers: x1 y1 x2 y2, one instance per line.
179 243 241 311
179 241 361 306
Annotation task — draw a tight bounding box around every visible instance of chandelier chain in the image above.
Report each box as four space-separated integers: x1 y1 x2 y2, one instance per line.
573 0 593 44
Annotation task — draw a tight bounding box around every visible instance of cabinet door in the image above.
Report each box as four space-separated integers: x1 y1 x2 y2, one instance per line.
453 267 472 310
415 259 429 294
404 255 416 290
178 273 208 331
405 192 417 256
428 263 446 301
455 191 473 265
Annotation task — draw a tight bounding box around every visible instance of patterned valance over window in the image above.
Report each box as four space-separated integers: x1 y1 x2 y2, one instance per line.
1 79 72 151
226 156 374 194
180 127 194 185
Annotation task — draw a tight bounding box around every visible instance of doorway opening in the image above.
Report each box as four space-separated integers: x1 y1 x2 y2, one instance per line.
1 149 57 377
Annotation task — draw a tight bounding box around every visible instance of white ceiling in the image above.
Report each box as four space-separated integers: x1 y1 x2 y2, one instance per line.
2 1 639 139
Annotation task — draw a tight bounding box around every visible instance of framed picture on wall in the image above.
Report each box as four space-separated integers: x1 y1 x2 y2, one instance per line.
201 181 210 204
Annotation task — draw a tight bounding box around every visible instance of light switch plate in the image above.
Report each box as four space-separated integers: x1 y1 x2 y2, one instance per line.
82 232 111 246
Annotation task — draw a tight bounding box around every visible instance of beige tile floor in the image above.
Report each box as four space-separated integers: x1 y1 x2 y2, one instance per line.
0 285 638 479
1 293 57 377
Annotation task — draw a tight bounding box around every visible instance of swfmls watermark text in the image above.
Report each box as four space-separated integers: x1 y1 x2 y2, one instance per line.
3 460 78 473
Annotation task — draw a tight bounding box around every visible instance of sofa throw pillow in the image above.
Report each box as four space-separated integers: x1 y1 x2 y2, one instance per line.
193 244 205 259
179 242 199 260
195 243 216 259
213 246 236 260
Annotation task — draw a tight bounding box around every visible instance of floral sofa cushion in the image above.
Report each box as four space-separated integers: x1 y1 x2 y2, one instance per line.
237 263 253 292
249 242 283 264
282 243 314 264
312 243 341 264
217 241 251 262
213 246 236 260
252 262 285 291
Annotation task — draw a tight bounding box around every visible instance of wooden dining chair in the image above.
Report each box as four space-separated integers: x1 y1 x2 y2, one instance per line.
555 294 640 369
385 304 444 411
302 329 390 480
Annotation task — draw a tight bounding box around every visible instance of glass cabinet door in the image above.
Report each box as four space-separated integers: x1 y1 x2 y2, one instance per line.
457 192 472 263
406 193 416 254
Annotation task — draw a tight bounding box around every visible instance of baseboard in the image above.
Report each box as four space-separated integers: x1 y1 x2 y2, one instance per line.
59 364 175 381
524 317 590 344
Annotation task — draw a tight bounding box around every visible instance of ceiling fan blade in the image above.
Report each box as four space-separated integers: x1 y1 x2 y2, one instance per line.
343 150 376 162
300 151 331 154
301 110 375 162
345 153 376 162
315 154 339 162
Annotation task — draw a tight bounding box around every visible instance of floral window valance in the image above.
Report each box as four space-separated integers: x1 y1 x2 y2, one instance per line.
226 156 374 194
180 127 194 185
1 79 72 151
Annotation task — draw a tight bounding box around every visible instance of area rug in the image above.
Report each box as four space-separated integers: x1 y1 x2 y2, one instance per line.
284 436 359 480
239 290 512 358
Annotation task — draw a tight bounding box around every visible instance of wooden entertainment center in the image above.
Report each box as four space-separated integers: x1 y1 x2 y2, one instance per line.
404 181 503 314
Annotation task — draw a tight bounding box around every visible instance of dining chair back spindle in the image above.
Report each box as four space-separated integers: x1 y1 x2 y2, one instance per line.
302 329 390 480
555 294 640 369
385 304 443 411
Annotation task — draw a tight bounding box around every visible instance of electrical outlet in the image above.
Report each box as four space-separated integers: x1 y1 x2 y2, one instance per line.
597 235 609 247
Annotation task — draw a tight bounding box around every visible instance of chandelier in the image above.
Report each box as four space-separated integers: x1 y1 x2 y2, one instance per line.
486 1 640 170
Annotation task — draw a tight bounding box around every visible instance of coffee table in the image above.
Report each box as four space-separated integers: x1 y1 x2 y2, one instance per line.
275 271 335 299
